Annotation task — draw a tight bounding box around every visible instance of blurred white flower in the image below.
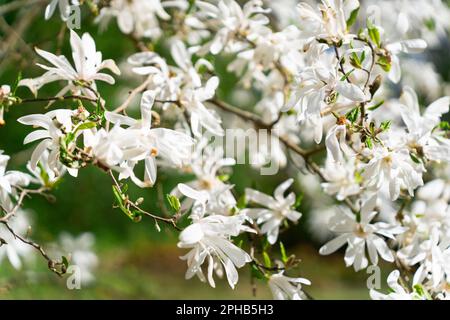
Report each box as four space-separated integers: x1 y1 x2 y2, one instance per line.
243 179 301 244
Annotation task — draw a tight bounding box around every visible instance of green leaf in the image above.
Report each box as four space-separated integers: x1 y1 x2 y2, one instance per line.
439 121 450 131
368 100 385 111
294 193 303 210
413 284 432 300
410 152 421 164
350 54 362 69
280 242 288 264
262 251 272 268
251 264 266 280
166 194 181 212
237 194 247 209
112 185 139 222
367 20 381 47
74 121 97 133
346 7 360 29
61 256 69 269
217 174 230 182
365 137 373 149
346 107 360 123
376 55 391 72
340 68 355 81
12 72 22 95
380 120 391 131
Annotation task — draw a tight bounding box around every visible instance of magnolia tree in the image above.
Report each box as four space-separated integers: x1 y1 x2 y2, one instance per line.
1 0 450 300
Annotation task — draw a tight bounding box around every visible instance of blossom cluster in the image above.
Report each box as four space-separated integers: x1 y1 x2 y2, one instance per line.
1 0 450 299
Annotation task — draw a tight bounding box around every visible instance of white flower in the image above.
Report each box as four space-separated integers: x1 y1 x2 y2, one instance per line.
57 232 98 285
173 138 236 215
325 121 355 163
0 85 11 126
370 270 422 300
26 150 66 187
398 87 450 162
362 146 424 201
96 0 188 38
45 0 79 21
195 0 270 55
297 0 359 43
284 43 368 143
321 157 361 201
83 125 140 172
170 40 224 136
177 184 254 289
398 229 450 289
18 109 80 176
104 90 193 187
0 151 31 212
319 196 406 271
243 178 301 244
19 30 120 98
268 272 311 300
0 211 34 269
385 39 427 83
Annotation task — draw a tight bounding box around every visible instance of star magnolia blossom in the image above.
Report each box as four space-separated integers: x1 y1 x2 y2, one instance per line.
268 272 311 300
243 179 301 244
0 152 31 212
0 211 33 269
319 196 406 271
45 0 79 21
96 0 188 38
19 30 120 98
104 90 193 187
18 108 84 176
370 270 424 300
2 0 450 300
398 87 450 162
176 184 254 289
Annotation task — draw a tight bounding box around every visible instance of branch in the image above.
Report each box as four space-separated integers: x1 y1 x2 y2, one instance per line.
108 171 181 231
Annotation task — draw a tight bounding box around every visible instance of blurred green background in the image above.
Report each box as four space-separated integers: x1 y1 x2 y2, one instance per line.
0 0 449 299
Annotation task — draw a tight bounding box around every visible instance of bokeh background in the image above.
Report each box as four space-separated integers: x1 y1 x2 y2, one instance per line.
1 0 450 299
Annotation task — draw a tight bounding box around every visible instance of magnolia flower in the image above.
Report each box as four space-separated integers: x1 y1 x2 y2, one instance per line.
177 183 254 289
362 145 424 201
195 0 270 55
170 40 224 136
297 0 360 43
83 126 139 172
398 87 450 162
104 90 193 187
0 151 31 212
321 157 361 201
96 0 188 38
45 0 79 21
385 39 427 83
20 30 120 98
173 138 236 215
284 43 368 143
0 211 34 269
397 229 450 289
243 178 301 244
319 196 406 271
268 272 311 300
57 232 98 285
325 121 355 163
26 150 66 187
370 270 422 300
18 109 82 176
0 85 11 126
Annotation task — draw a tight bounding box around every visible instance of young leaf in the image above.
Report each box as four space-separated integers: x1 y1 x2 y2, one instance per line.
346 7 360 29
262 251 272 268
166 194 181 212
280 242 288 264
